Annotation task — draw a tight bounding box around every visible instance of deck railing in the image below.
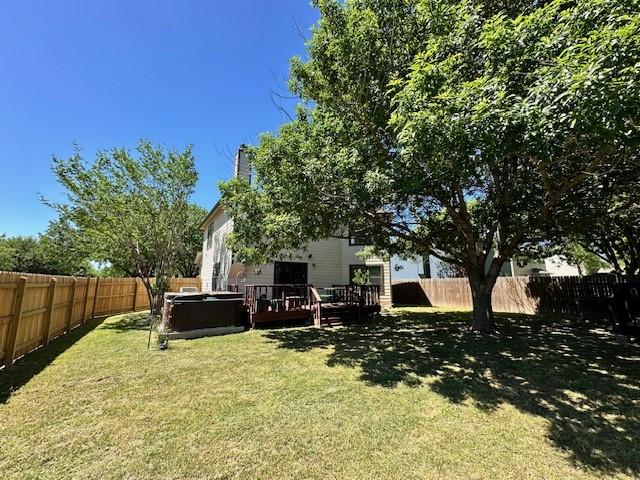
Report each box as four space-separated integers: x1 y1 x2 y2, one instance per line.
244 284 313 315
312 285 380 326
243 283 381 327
325 285 380 307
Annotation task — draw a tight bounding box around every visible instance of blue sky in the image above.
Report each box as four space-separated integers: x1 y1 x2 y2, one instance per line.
0 0 317 237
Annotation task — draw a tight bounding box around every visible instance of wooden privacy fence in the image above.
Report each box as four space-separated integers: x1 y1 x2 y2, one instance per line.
0 272 200 368
392 275 622 318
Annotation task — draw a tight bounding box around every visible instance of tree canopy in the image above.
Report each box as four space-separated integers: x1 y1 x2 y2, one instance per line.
221 0 640 331
173 203 208 278
48 140 199 311
0 225 96 276
550 158 640 277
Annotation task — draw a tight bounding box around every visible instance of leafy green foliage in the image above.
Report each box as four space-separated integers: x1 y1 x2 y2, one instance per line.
551 160 640 277
565 243 609 276
0 229 95 276
173 203 208 277
351 266 372 285
47 140 199 311
0 236 39 272
222 0 640 330
39 217 97 275
0 235 13 271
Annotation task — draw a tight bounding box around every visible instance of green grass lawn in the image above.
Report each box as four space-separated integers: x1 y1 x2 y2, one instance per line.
1 307 639 479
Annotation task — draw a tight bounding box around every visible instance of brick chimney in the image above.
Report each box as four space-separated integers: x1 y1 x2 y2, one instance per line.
234 144 251 182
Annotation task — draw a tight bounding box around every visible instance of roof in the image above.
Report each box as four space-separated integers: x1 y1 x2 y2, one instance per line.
198 200 224 230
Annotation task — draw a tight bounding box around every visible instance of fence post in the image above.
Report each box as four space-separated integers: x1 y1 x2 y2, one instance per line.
65 278 77 334
81 278 90 323
43 278 57 346
4 277 27 369
132 278 139 312
90 277 100 319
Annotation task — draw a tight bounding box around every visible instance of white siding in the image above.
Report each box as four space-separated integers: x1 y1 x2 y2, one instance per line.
229 237 392 308
399 254 581 280
341 243 392 307
544 256 581 276
199 206 393 307
200 210 233 291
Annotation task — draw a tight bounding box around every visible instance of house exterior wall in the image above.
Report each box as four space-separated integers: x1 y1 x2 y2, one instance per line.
200 209 233 292
544 255 581 276
199 215 392 307
512 258 548 276
342 243 392 307
393 253 580 280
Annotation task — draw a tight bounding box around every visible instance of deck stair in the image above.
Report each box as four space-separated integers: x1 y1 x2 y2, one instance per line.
310 286 380 327
316 304 357 326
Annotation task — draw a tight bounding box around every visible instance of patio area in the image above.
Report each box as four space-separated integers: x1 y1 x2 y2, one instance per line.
243 284 381 327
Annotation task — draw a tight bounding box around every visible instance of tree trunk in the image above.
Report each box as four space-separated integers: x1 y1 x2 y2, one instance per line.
153 292 164 316
141 277 155 314
150 275 169 316
625 261 639 281
469 275 497 332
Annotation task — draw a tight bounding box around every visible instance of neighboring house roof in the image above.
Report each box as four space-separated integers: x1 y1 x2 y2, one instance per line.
199 200 223 230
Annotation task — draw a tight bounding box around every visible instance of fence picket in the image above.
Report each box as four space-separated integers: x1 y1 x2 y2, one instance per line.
43 278 57 346
0 272 201 368
65 278 77 334
393 275 621 318
4 277 27 369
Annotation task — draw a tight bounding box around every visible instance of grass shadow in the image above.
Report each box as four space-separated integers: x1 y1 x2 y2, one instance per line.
265 309 640 476
100 311 152 332
0 316 105 403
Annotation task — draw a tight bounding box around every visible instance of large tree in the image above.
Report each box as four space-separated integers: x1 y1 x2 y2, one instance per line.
551 159 640 277
222 0 640 331
173 203 208 278
0 229 95 276
0 235 44 273
39 218 97 275
48 141 198 313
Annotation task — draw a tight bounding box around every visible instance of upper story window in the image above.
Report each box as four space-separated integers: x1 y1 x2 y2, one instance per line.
348 232 372 246
206 224 214 250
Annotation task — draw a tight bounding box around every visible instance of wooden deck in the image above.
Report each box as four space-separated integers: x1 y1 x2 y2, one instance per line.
242 284 381 328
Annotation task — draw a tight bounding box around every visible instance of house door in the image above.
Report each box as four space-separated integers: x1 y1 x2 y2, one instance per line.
274 261 308 285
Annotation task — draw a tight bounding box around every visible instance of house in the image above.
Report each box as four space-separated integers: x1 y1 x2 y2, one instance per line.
199 146 393 309
391 252 581 280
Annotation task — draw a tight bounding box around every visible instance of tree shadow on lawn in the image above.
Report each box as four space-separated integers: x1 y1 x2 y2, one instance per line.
0 316 105 404
100 311 153 332
265 310 640 476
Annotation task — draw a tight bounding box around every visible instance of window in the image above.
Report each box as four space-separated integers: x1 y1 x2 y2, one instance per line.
211 262 220 291
274 261 308 285
419 258 431 279
206 225 214 250
349 265 383 295
348 232 372 246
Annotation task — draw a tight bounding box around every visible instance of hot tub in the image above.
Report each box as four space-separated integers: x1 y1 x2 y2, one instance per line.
164 292 248 334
